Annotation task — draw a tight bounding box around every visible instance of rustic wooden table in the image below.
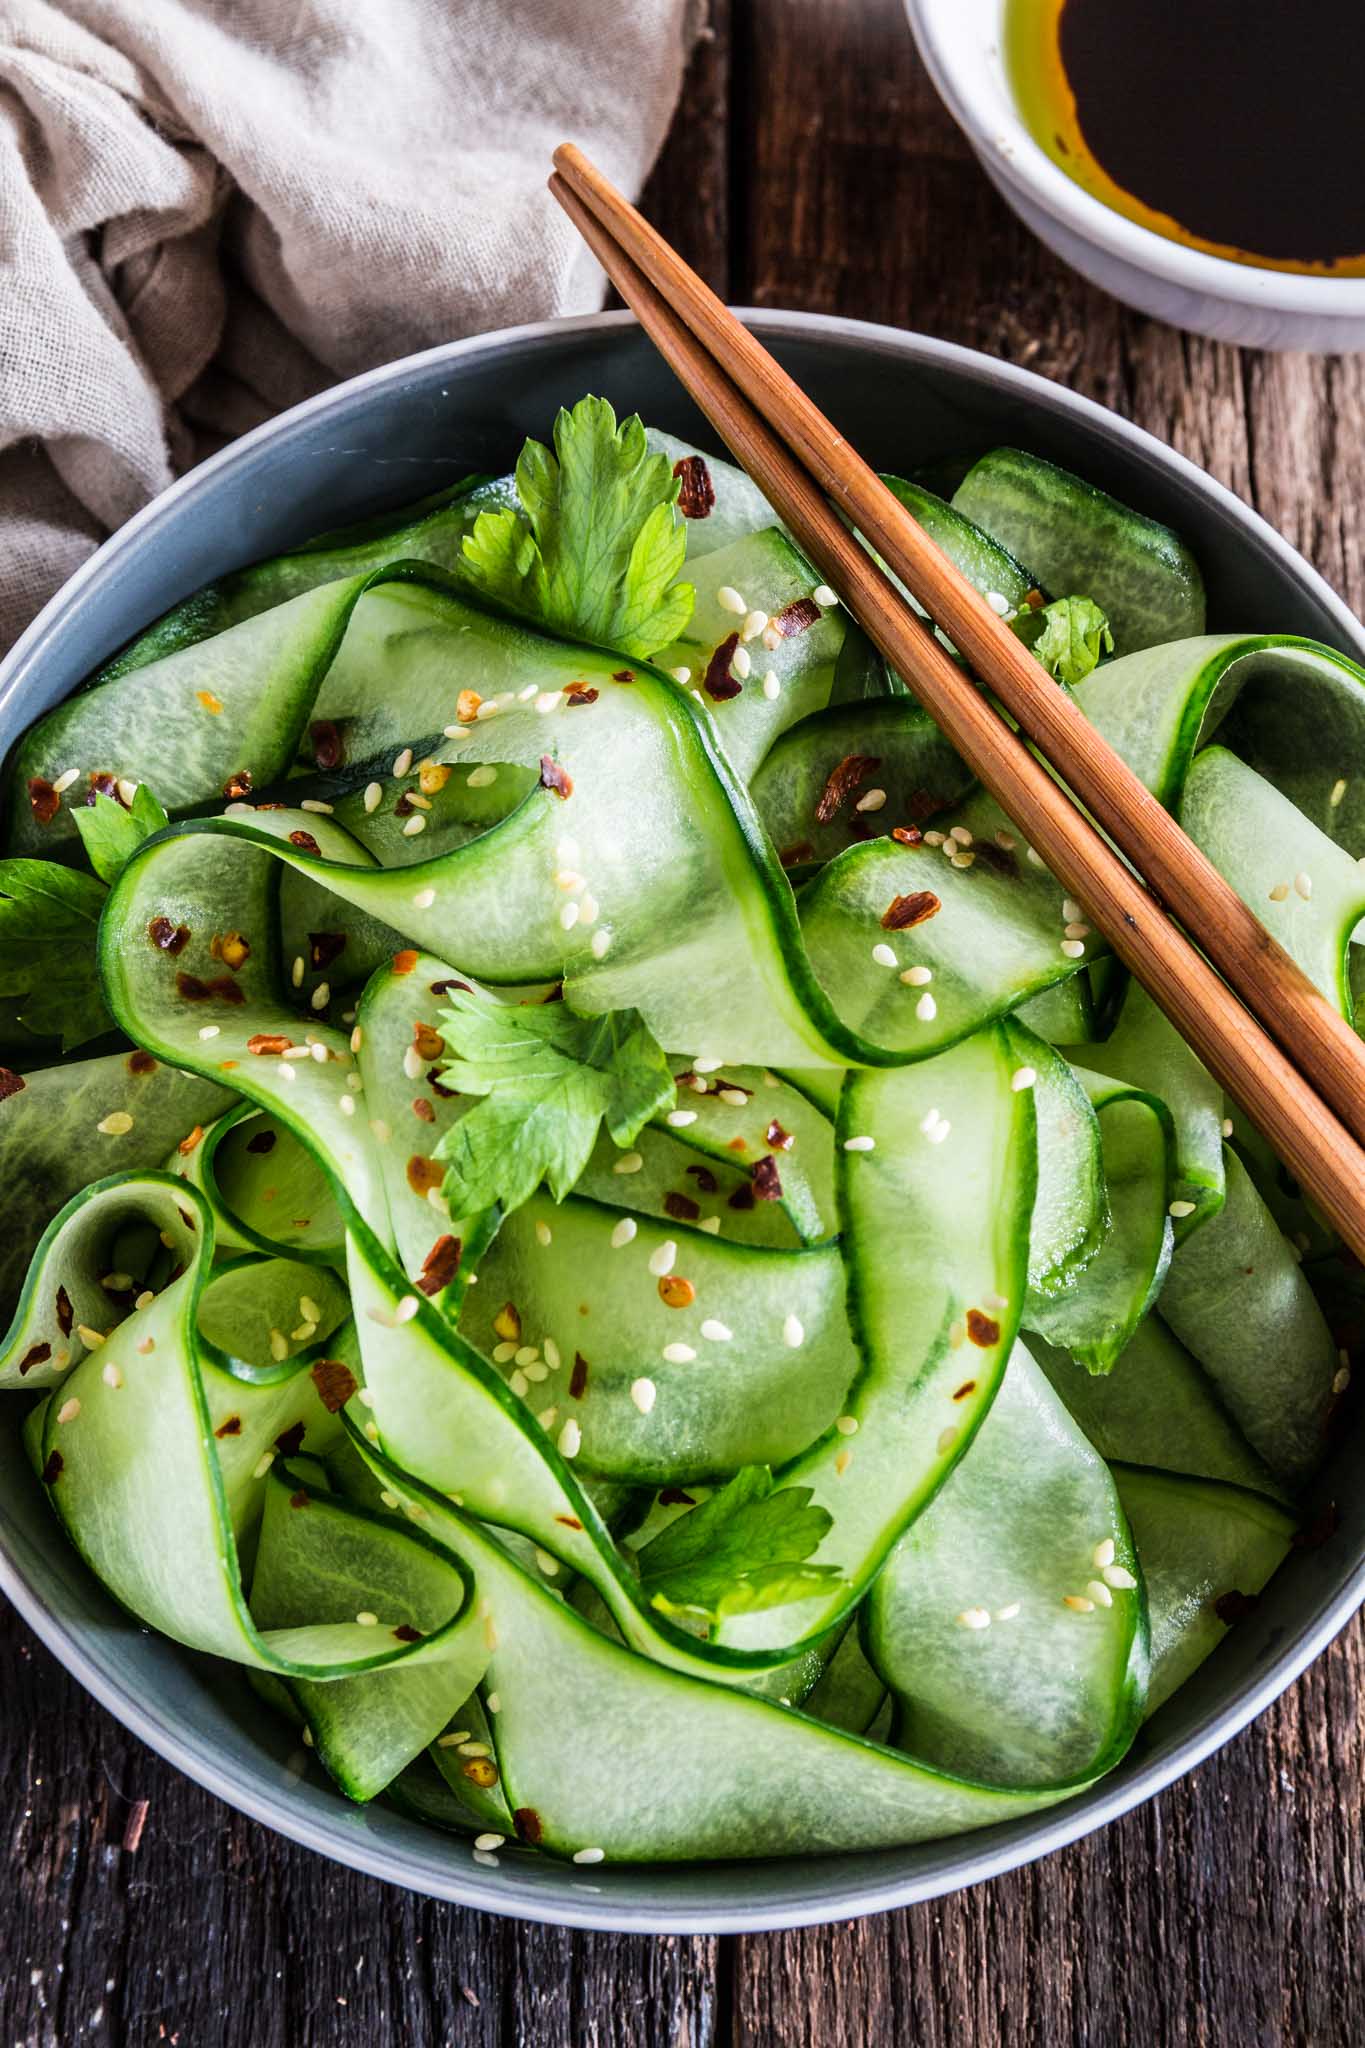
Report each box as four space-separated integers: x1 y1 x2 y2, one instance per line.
6 2 1365 2042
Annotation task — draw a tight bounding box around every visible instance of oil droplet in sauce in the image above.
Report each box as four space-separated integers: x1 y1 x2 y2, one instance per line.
1006 0 1365 276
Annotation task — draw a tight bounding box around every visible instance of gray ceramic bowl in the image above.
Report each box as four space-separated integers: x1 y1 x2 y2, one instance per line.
2 311 1363 1934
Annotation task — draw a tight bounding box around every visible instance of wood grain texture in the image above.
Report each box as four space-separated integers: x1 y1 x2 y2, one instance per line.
4 0 1365 2042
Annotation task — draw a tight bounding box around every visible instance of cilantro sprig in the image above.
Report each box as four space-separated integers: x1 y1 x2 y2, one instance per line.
460 396 695 657
1018 594 1115 687
434 985 674 1216
636 1467 843 1626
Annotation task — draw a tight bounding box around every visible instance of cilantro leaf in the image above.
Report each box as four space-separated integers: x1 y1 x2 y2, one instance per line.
460 396 695 657
434 987 674 1214
72 785 169 883
636 1466 844 1625
1019 594 1114 687
0 859 111 1048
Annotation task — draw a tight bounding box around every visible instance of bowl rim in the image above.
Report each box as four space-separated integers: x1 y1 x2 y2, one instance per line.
3 304 1365 1933
903 0 1365 316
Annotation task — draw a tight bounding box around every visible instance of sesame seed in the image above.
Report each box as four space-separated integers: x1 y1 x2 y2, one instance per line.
291 955 305 988
269 1329 289 1362
370 1117 391 1143
949 852 974 870
362 782 383 814
834 1448 852 1474
648 1240 678 1277
51 768 79 795
559 901 580 932
457 1739 490 1758
474 1832 505 1852
412 887 436 909
467 765 497 788
1295 871 1313 899
442 724 470 740
1102 1563 1137 1590
950 826 974 846
590 928 611 960
392 748 413 777
1063 1595 1095 1613
843 1135 875 1151
610 1217 637 1249
984 590 1011 616
762 670 780 700
509 1370 528 1397
761 625 781 651
1268 881 1290 902
1331 778 1348 807
579 894 599 926
310 982 330 1012
197 1025 220 1041
537 1405 557 1429
253 1451 275 1478
134 1291 153 1311
1026 846 1045 868
555 868 584 891
573 1847 606 1865
936 1425 958 1455
535 1221 553 1247
613 1151 643 1175
1060 938 1086 959
403 1045 425 1081
364 1421 380 1442
630 1377 657 1414
983 1290 1008 1310
1092 1538 1116 1568
1334 1365 1351 1394
742 609 769 641
994 1603 1021 1621
300 798 333 815
955 1607 991 1630
97 1112 134 1136
670 666 692 684
1168 1199 1196 1218
515 1344 539 1367
492 1342 517 1363
900 965 932 986
1087 1579 1114 1607
813 584 839 608
923 830 946 846
872 941 898 968
1222 1116 1234 1137
277 1061 296 1081
662 1342 696 1364
1064 922 1090 940
717 586 747 614
76 1325 104 1350
667 1109 698 1128
544 1339 561 1370
700 1318 732 1342
783 1314 805 1348
919 1107 941 1135
355 1610 378 1627
394 1295 420 1324
1061 898 1082 921
835 1415 858 1436
717 1087 748 1107
915 992 937 1022
558 1418 582 1458
1011 1066 1036 1091
732 645 752 680
856 788 888 814
402 814 426 837
57 1398 81 1424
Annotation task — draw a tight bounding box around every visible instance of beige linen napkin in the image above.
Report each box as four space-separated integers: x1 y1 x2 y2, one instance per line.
0 0 702 649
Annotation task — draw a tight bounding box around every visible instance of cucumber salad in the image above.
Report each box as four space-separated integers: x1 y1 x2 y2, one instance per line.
0 397 1357 1866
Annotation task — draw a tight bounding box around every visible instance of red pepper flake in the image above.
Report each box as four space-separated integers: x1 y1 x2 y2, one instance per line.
513 1808 544 1845
412 1097 435 1123
395 792 414 818
554 1514 584 1530
891 825 923 847
658 1274 696 1309
966 1308 1001 1347
685 1164 718 1195
428 1066 456 1100
704 631 743 700
413 1021 446 1062
881 890 941 931
418 1234 462 1297
215 1415 242 1438
148 916 191 954
569 1351 590 1399
565 686 599 707
611 669 636 685
672 453 716 519
771 597 822 638
309 931 346 972
285 1489 313 1513
288 829 321 855
908 788 950 822
539 756 573 800
178 1125 205 1156
56 1286 72 1335
126 1050 157 1076
0 1066 25 1102
393 1623 423 1643
310 720 344 770
462 1757 500 1789
1025 587 1045 611
27 776 60 824
85 770 126 808
765 1120 794 1151
973 841 1019 878
663 1190 700 1222
41 1450 63 1485
728 1184 756 1212
430 978 471 996
247 1033 294 1056
659 1487 695 1506
752 1155 783 1202
310 1357 359 1411
727 1137 748 1154
275 1420 307 1458
816 754 881 825
406 1154 444 1196
952 1379 978 1401
779 842 814 868
1214 1589 1260 1625
19 1342 51 1376
222 769 254 800
246 1129 276 1155
393 949 419 976
176 971 245 1004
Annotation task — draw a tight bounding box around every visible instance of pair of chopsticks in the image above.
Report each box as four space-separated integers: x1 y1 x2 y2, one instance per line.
550 142 1365 1261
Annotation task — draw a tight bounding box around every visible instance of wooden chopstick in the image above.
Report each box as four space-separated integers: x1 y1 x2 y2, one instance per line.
548 157 1365 1260
551 145 1365 1161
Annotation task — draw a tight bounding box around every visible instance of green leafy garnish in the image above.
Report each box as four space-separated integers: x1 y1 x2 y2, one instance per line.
460 396 695 656
72 786 170 884
0 860 111 1048
435 986 674 1215
636 1466 843 1625
1021 594 1115 687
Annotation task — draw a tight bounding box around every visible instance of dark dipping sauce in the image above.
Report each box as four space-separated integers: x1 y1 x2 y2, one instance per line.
1010 0 1365 274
